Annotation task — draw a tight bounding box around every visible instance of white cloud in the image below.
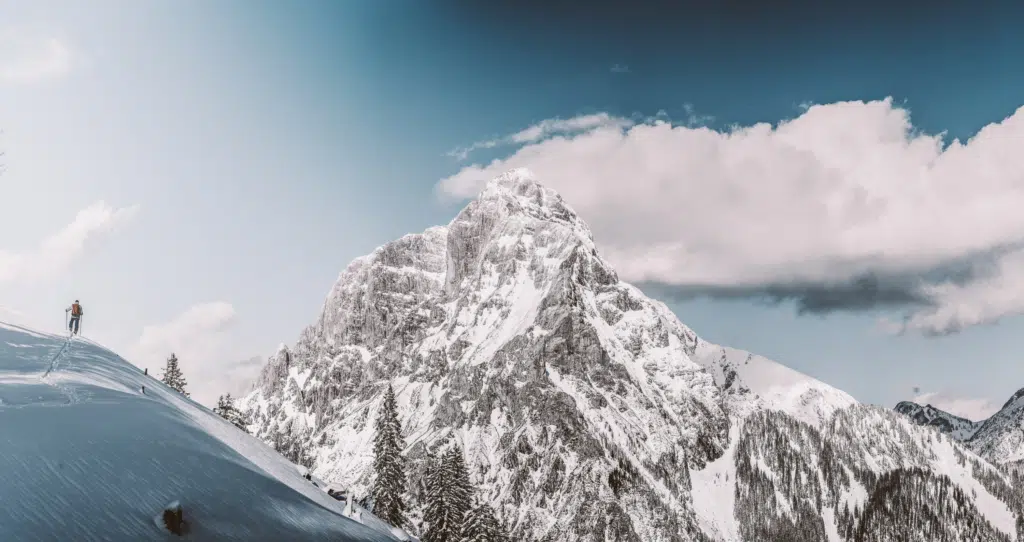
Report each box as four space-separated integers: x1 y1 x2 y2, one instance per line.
436 99 1024 335
0 28 73 84
222 355 265 397
897 248 1024 335
913 390 1000 421
131 302 258 406
0 201 139 284
446 113 634 161
610 64 630 74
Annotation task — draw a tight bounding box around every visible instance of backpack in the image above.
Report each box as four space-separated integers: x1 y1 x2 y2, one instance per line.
71 303 82 316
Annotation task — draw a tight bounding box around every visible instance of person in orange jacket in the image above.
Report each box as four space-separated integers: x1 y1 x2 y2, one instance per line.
66 300 83 335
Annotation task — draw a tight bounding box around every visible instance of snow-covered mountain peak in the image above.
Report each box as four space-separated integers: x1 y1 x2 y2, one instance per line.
244 169 1024 541
893 400 983 441
478 167 545 201
962 387 1024 465
441 168 603 299
470 167 592 239
477 167 554 208
894 384 1024 467
482 166 538 190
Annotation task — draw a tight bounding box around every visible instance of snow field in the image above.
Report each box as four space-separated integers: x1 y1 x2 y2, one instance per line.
0 322 396 541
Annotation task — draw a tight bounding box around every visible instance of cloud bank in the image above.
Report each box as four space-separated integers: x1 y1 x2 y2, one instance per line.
436 99 1024 336
0 201 139 284
131 302 260 406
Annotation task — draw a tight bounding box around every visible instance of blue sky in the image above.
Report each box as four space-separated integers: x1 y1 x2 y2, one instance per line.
1 0 1023 413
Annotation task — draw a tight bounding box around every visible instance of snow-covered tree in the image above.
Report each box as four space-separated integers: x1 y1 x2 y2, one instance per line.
448 446 472 521
371 383 408 528
422 454 450 542
160 353 188 397
423 444 473 542
271 418 314 468
213 393 248 432
461 499 508 542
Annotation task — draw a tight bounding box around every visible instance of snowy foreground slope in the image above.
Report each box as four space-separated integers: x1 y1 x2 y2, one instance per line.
243 168 1024 541
0 322 399 541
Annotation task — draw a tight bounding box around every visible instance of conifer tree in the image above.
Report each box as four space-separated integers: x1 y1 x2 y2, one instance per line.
461 499 508 542
423 444 473 542
371 383 408 528
447 445 472 525
160 353 189 397
422 453 450 542
213 393 248 432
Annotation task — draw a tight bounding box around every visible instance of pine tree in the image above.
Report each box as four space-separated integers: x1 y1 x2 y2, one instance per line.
213 393 248 432
423 444 473 542
160 353 189 397
447 445 472 525
461 499 508 542
422 452 448 542
371 383 408 528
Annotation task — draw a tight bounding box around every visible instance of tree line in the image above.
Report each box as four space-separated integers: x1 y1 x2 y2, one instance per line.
372 383 510 542
158 353 508 540
157 353 248 432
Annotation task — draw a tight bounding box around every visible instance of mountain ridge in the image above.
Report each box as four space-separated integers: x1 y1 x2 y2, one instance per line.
895 387 1024 468
893 400 983 441
243 168 1022 541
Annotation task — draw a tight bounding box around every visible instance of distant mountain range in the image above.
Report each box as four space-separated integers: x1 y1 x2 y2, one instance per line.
893 401 984 441
897 387 1024 470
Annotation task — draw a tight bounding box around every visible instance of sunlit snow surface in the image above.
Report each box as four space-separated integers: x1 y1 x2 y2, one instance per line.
0 322 395 542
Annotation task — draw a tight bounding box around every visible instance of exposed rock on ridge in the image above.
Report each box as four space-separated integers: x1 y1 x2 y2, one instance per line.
894 401 983 441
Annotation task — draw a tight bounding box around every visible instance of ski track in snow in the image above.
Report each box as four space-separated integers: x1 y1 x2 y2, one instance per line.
0 321 397 542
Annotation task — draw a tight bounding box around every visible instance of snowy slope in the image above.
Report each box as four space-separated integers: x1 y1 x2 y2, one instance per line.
691 341 856 428
723 405 1017 541
299 467 420 541
0 321 397 541
826 405 1016 537
967 388 1024 465
689 423 741 541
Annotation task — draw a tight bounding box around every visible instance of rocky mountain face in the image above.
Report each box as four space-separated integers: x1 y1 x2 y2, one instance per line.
970 389 1024 468
894 401 983 441
243 168 1024 541
896 388 1024 471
